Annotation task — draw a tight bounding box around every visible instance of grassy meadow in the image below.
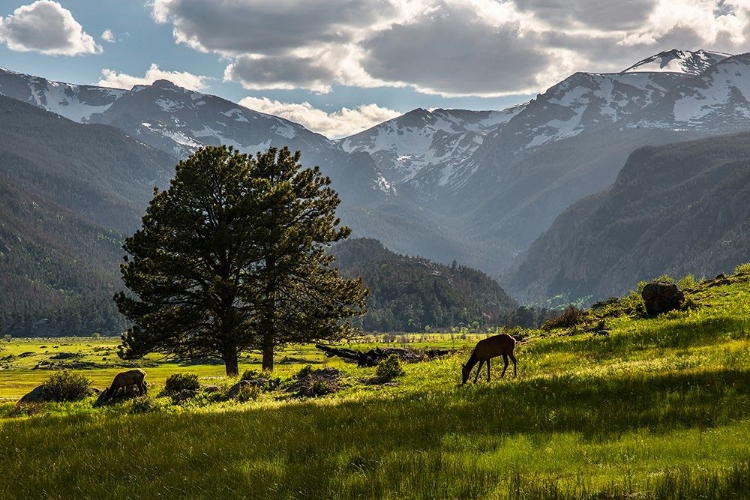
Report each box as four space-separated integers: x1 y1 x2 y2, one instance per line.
1 273 750 499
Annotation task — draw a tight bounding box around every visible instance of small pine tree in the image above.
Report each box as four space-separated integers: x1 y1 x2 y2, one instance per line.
376 354 405 382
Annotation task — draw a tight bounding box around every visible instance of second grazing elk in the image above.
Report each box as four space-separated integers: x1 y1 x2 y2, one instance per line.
461 333 517 384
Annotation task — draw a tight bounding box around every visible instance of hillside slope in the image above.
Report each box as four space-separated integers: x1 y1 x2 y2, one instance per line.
506 132 750 303
331 238 516 331
0 95 176 337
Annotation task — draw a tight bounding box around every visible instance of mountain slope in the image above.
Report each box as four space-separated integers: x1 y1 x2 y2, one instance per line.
0 69 393 204
506 132 750 303
0 95 177 337
643 53 750 132
331 238 517 331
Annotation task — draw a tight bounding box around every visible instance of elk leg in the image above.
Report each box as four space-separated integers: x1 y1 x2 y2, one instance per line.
509 353 517 378
474 361 484 383
501 354 509 378
487 359 491 382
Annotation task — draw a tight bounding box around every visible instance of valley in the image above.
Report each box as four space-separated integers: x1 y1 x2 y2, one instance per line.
3 49 750 304
2 269 750 499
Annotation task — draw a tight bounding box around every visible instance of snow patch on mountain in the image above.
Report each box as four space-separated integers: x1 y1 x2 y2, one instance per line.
22 80 124 122
220 108 250 122
621 49 730 75
512 71 687 150
274 123 296 139
339 106 524 187
672 54 750 124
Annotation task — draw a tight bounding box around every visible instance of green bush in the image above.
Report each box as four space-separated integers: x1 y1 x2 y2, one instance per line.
164 373 200 394
240 369 269 381
128 396 168 414
235 383 261 402
678 273 699 290
376 354 405 382
734 262 750 274
241 369 282 391
41 370 91 402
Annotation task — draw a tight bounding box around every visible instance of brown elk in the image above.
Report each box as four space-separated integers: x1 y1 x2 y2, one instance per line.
461 333 517 384
101 368 147 400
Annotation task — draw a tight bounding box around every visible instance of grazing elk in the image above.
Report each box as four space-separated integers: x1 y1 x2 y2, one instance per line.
461 333 517 384
101 368 147 400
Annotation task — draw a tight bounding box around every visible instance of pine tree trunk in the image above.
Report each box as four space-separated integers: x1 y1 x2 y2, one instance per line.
262 254 276 372
262 336 274 372
224 348 239 377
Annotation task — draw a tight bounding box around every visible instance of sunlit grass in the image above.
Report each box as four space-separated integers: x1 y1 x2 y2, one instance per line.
1 275 750 498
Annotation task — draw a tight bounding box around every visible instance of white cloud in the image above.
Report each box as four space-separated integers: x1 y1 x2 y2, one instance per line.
151 0 750 97
0 0 102 55
101 29 114 43
97 63 210 91
238 96 400 138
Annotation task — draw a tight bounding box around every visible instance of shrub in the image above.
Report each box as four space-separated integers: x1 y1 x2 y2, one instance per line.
128 396 168 414
295 365 313 379
8 402 43 418
376 354 404 382
235 383 261 402
241 369 266 381
734 262 750 274
290 367 342 397
652 274 676 284
241 369 282 391
541 305 587 331
678 274 700 290
163 373 200 394
41 370 91 402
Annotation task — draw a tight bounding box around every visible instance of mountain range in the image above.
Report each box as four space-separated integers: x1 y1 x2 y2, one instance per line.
1 48 750 321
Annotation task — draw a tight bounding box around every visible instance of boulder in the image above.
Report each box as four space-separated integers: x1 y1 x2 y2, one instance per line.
18 385 48 403
642 282 684 315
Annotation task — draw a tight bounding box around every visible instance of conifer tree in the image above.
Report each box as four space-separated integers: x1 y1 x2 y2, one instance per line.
115 146 367 375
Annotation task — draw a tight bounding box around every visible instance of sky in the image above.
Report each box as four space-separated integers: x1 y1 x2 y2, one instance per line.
1 0 750 138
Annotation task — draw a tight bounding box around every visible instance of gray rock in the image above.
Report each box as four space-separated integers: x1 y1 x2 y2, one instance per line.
642 282 685 315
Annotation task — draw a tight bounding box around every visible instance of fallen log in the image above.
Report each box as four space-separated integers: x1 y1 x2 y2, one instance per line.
315 344 452 367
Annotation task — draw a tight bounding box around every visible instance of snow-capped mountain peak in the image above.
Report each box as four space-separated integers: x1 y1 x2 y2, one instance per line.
621 49 730 75
339 106 524 187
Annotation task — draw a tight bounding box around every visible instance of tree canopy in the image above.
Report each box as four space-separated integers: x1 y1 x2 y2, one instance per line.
115 146 367 375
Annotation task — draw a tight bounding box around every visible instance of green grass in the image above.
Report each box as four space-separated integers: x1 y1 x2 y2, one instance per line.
2 275 750 499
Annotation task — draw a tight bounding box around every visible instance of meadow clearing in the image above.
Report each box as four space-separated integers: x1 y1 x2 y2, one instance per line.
1 273 749 499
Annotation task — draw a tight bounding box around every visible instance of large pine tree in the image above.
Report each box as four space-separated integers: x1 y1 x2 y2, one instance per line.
115 146 367 375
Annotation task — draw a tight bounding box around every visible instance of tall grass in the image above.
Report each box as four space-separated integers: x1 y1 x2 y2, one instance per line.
1 274 750 499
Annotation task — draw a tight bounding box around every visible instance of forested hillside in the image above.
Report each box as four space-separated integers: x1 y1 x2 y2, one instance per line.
507 132 750 304
0 96 176 337
332 238 519 331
